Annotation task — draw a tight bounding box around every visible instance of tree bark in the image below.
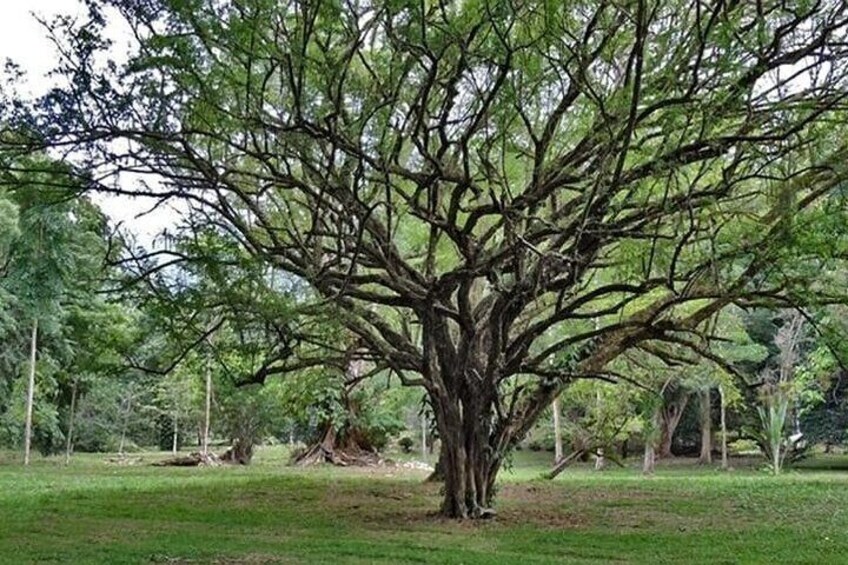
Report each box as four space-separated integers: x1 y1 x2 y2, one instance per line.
699 389 712 464
552 396 563 463
425 441 445 482
23 318 38 466
658 394 689 458
64 379 77 465
430 386 502 519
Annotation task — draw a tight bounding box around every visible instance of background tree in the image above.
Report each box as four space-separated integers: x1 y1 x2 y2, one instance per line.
0 163 123 461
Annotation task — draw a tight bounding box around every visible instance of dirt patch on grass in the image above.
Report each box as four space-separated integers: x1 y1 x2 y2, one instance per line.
148 553 298 564
317 480 593 529
314 477 743 533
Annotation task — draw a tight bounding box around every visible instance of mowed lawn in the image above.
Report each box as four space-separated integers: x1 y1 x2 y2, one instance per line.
0 448 846 564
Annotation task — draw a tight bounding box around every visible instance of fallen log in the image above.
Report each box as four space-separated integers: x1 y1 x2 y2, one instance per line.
544 450 586 480
153 451 220 467
544 448 624 479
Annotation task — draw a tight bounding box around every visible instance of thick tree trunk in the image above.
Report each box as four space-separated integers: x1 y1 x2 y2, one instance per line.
658 394 689 459
438 428 497 519
699 389 712 464
425 441 445 482
552 397 563 463
430 390 502 519
23 318 38 466
64 379 77 465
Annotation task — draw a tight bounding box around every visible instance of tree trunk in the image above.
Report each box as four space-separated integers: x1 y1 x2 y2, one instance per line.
719 385 728 470
438 427 497 519
425 441 445 482
64 379 77 465
643 403 661 475
658 394 689 458
421 412 428 460
23 318 38 466
430 389 501 519
643 441 655 474
294 424 381 466
172 413 179 456
202 358 212 456
552 396 563 463
118 392 133 455
593 388 605 470
220 439 254 465
699 389 712 464
594 447 606 470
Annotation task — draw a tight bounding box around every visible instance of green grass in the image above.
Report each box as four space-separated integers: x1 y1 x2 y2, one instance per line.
1 448 847 564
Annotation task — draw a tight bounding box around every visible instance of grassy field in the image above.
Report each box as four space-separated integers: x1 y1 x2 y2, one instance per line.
1 448 847 564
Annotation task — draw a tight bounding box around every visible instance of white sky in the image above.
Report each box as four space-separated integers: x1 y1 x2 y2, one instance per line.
0 1 177 246
0 1 84 98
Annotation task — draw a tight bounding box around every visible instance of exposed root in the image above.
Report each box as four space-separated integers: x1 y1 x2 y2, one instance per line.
293 426 383 467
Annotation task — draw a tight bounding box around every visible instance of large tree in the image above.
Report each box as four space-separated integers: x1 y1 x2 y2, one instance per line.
5 0 848 517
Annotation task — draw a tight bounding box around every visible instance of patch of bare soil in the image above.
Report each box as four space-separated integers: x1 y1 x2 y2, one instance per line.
149 553 298 564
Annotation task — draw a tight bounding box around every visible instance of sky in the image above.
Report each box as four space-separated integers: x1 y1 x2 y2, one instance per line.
0 0 177 245
0 1 84 98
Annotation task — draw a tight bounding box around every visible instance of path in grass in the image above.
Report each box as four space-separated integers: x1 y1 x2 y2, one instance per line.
0 449 846 564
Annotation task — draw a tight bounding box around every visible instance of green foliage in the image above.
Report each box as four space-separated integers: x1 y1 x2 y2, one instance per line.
557 380 640 455
73 376 159 453
755 383 792 475
0 162 132 455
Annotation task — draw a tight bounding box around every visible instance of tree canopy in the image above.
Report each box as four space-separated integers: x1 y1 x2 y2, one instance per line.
3 0 848 517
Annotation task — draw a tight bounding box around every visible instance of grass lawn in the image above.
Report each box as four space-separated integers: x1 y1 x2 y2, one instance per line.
0 448 846 564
